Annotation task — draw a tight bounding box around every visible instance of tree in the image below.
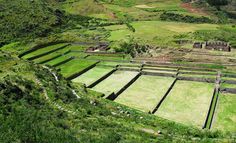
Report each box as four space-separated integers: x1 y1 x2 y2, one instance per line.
207 0 229 9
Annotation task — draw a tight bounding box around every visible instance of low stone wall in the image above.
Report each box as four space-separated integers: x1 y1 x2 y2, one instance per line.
143 67 178 72
87 69 118 88
203 72 221 129
18 41 67 58
106 73 142 101
151 78 178 114
177 76 215 83
222 74 236 78
27 44 70 60
85 51 125 56
106 92 116 100
179 71 216 76
220 88 236 94
223 80 236 84
118 67 140 72
135 62 217 72
38 50 70 64
66 61 100 80
52 57 74 67
119 64 141 68
142 71 176 78
203 88 219 129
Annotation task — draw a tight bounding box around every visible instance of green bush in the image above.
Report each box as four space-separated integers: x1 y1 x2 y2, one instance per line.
160 12 214 23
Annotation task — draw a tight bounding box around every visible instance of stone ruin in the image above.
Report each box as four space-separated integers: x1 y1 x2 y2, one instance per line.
86 43 109 52
205 41 231 52
193 41 231 52
193 42 203 49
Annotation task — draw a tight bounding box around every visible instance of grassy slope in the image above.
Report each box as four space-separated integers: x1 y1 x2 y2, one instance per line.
0 0 66 45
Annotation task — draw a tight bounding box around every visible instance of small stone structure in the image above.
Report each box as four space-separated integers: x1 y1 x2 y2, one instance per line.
193 42 203 49
193 41 231 52
86 43 109 52
205 41 231 52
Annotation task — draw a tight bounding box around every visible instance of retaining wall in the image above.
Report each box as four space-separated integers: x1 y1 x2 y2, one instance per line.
223 80 236 84
85 51 125 56
38 50 70 64
142 71 176 78
27 44 70 60
87 69 118 88
179 71 216 76
220 88 236 94
138 62 217 72
106 73 142 101
203 72 221 129
222 74 236 78
177 76 215 83
66 61 100 80
151 78 178 114
143 67 178 72
52 57 74 67
118 67 140 72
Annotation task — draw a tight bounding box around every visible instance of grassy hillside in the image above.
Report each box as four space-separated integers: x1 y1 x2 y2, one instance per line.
0 0 66 46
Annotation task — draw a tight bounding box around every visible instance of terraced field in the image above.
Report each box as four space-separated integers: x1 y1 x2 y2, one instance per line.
115 75 175 112
22 43 69 59
19 42 236 132
72 66 113 86
156 81 214 127
57 59 98 78
45 55 72 66
92 71 139 96
213 93 236 132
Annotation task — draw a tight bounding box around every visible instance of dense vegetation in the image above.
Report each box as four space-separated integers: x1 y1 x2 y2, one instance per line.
0 0 68 46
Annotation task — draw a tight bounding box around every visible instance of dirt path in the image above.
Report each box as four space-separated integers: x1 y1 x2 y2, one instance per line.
35 66 83 114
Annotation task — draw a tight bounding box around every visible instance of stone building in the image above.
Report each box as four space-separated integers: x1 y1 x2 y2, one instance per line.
205 41 231 52
193 42 203 49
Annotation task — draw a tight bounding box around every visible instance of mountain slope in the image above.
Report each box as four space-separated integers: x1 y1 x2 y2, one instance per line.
0 0 66 46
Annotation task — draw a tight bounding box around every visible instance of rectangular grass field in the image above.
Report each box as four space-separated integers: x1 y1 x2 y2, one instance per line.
115 75 175 112
22 43 68 59
72 66 113 86
91 71 139 96
44 55 71 66
213 93 236 132
155 80 214 128
57 59 98 78
33 48 69 63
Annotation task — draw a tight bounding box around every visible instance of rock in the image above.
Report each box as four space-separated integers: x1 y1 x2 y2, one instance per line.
111 112 117 115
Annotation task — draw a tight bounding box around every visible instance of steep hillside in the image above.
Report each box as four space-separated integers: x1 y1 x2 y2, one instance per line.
0 0 66 46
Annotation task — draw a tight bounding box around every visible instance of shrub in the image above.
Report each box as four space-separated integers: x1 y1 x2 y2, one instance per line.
160 12 214 23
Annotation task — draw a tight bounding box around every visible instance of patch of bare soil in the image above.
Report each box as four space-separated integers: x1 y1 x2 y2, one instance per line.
181 2 208 16
135 4 154 9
